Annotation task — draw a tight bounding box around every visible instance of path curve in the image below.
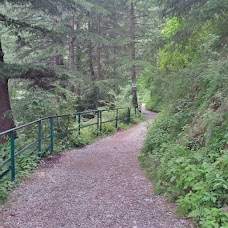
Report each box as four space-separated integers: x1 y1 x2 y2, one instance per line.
0 111 193 228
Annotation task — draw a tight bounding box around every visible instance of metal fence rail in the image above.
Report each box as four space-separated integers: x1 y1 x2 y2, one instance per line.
0 107 140 182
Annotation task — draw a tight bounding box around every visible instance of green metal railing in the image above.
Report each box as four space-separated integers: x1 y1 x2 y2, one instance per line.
0 107 140 182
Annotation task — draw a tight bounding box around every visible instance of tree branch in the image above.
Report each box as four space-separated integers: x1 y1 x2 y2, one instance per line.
0 62 65 90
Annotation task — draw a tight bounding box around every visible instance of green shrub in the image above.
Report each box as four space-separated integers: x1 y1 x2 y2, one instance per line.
141 106 228 227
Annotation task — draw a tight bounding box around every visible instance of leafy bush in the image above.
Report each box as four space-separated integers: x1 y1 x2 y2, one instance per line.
141 106 228 227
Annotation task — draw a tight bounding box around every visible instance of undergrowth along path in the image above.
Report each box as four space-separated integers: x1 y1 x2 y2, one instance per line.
0 110 193 228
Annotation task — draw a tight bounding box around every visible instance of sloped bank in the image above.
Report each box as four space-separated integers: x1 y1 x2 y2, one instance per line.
140 73 228 227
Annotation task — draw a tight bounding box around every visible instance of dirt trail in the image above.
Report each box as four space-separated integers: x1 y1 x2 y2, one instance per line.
0 110 193 228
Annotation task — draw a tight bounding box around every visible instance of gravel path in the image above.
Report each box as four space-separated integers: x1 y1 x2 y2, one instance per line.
0 110 193 228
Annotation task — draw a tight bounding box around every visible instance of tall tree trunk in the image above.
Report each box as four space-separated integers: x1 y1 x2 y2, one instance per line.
69 15 75 93
96 11 101 103
53 18 61 66
104 18 109 66
88 13 95 79
76 21 81 98
130 2 138 108
53 18 66 99
111 9 118 93
0 40 15 144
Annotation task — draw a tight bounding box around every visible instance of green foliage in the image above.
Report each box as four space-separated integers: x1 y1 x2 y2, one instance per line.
0 0 160 117
0 139 38 202
56 129 93 151
0 180 13 203
140 1 228 227
141 110 228 227
141 57 228 226
12 90 58 124
11 86 78 125
15 154 37 179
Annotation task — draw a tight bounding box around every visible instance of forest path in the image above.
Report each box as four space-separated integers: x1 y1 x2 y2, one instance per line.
0 109 193 228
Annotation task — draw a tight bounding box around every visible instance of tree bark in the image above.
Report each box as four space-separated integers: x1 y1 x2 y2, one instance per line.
130 2 138 108
111 9 118 93
0 40 15 144
104 18 109 66
53 18 62 66
69 15 75 93
76 21 81 98
88 13 95 80
96 11 101 102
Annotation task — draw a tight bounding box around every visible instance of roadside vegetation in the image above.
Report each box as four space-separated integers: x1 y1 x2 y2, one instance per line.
140 0 228 227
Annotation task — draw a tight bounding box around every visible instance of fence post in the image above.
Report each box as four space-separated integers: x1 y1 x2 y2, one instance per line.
97 111 99 133
10 130 15 181
50 117 54 153
99 110 102 131
127 107 131 123
38 120 42 153
78 113 81 135
115 109 118 128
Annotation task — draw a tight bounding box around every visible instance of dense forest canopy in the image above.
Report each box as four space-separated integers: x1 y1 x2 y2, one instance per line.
0 0 157 142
